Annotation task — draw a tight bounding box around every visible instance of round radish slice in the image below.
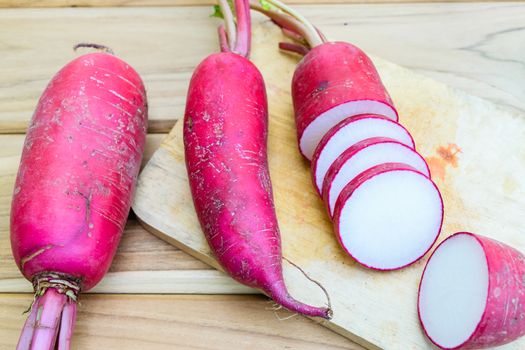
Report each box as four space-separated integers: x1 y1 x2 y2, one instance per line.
333 163 442 270
418 232 525 350
311 115 415 195
323 138 430 217
292 42 398 160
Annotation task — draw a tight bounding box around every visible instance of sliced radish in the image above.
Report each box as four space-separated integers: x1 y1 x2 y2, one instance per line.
418 232 525 349
298 101 397 160
333 163 442 270
311 115 415 195
323 138 430 217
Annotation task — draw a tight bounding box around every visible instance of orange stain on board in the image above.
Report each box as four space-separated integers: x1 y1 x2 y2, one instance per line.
425 144 462 181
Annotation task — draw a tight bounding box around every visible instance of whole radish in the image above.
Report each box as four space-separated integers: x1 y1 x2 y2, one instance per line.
419 232 525 349
184 0 331 318
11 44 147 349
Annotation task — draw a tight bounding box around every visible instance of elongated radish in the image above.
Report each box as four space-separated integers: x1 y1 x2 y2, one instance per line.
184 0 331 319
333 163 443 270
323 138 430 217
311 114 415 194
11 45 147 349
250 2 397 160
418 232 525 349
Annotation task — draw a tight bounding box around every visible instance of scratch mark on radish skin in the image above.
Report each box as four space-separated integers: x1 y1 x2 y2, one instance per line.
20 245 54 268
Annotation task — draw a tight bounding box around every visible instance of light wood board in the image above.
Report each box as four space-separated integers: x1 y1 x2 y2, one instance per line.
133 23 525 350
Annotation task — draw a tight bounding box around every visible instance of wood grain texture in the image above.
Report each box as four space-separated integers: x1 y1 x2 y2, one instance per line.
0 133 253 294
133 21 525 348
1 0 511 8
1 3 524 134
0 294 362 349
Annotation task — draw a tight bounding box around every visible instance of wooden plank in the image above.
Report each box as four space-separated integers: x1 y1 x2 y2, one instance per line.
1 3 524 134
0 293 362 349
0 133 254 294
0 0 512 8
132 23 525 349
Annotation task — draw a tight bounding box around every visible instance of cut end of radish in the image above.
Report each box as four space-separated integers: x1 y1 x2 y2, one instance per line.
334 166 442 270
324 140 430 217
299 101 398 160
418 233 489 349
311 115 415 194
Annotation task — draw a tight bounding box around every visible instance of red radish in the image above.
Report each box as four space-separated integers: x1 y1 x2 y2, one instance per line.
10 45 147 349
418 232 525 349
311 114 415 195
292 42 398 160
184 0 331 319
323 138 430 217
250 2 397 160
333 163 443 270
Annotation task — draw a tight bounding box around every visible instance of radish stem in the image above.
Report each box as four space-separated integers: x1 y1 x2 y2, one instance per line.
281 27 305 43
255 0 323 46
218 0 236 49
218 25 231 52
233 0 250 56
279 42 309 56
250 3 317 47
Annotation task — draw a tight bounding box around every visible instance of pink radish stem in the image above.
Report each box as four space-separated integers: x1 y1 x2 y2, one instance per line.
279 42 309 56
218 0 236 49
26 288 68 350
281 27 305 42
218 25 231 52
16 298 40 350
250 3 318 47
57 302 77 350
233 0 250 56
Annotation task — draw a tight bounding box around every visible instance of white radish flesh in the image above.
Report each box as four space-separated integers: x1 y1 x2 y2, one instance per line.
333 163 443 270
311 115 415 194
418 233 488 349
323 139 430 217
300 101 398 160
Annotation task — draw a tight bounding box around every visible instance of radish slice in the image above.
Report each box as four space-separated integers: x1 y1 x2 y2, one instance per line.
418 232 525 349
333 163 442 270
323 138 430 217
311 115 415 195
299 101 397 160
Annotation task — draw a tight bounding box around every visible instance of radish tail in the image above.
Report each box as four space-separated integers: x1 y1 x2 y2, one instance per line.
267 279 332 319
57 301 77 350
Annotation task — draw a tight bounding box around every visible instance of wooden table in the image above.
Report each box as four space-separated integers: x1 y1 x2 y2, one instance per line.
1 2 523 349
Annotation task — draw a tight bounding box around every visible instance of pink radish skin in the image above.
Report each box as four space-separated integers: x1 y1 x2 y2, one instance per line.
418 232 525 349
311 114 415 195
322 138 430 217
10 51 147 349
292 42 398 160
184 52 330 319
184 0 331 319
333 163 443 270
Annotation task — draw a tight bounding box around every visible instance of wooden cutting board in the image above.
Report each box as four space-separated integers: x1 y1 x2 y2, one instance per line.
132 24 525 349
